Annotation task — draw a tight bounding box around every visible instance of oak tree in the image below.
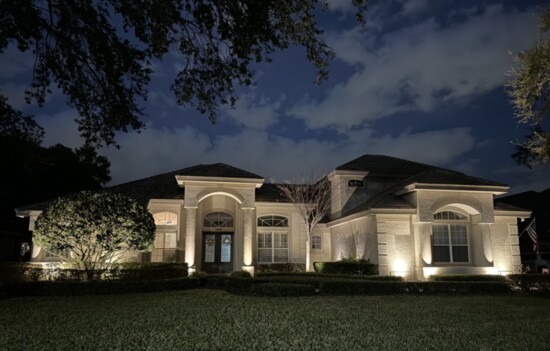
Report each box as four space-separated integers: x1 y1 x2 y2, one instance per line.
507 8 550 166
0 0 368 148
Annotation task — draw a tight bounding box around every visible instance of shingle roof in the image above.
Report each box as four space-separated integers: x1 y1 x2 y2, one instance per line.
103 163 264 206
255 183 290 202
179 163 263 179
336 154 436 176
336 154 507 187
107 169 186 206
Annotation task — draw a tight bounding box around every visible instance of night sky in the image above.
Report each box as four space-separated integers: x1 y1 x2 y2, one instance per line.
1 0 549 194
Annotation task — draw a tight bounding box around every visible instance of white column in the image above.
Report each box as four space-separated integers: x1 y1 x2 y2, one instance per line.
242 208 254 275
184 207 197 273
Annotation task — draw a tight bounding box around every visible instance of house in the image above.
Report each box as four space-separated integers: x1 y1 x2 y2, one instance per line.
16 154 530 280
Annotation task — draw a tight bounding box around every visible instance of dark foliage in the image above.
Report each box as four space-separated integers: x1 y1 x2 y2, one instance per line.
255 263 306 273
0 262 188 282
428 274 508 282
314 259 378 275
0 0 368 148
507 274 550 292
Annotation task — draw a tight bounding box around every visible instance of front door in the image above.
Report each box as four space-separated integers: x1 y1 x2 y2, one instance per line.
202 233 233 274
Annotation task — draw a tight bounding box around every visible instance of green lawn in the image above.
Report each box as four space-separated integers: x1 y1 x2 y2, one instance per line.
1 290 549 350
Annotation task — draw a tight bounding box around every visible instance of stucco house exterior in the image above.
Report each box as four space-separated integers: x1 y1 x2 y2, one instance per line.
17 154 530 280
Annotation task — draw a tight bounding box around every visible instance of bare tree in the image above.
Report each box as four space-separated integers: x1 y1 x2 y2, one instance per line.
275 174 331 272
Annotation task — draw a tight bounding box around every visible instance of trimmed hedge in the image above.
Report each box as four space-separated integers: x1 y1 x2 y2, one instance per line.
253 283 316 297
319 280 510 295
507 274 550 292
0 262 188 282
201 275 254 293
103 262 188 280
256 272 403 281
428 274 508 282
2 277 199 297
255 263 305 273
314 260 378 275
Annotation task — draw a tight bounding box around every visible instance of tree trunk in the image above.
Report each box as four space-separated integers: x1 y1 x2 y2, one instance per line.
305 228 311 272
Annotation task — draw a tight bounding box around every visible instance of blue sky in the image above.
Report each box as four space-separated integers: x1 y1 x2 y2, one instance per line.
1 0 549 194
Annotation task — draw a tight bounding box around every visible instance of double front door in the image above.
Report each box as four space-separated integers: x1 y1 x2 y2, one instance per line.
202 232 233 274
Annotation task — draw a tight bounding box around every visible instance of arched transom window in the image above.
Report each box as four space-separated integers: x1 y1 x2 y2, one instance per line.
434 211 467 221
203 212 234 228
153 212 178 226
257 215 288 227
432 210 469 263
257 215 289 263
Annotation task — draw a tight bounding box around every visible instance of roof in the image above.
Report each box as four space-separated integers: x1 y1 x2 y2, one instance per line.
255 183 290 203
178 163 263 179
498 188 550 211
336 155 507 187
15 156 513 216
337 154 435 176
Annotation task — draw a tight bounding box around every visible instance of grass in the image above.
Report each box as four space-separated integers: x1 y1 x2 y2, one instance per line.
1 290 549 350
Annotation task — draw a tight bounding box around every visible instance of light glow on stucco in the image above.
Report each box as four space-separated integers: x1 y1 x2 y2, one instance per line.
390 259 409 278
423 266 499 278
242 265 255 276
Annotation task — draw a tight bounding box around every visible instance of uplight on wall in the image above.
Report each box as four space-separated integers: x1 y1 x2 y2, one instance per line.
390 259 409 278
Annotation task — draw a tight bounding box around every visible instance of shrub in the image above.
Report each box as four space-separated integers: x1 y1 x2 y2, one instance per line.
255 263 305 273
2 277 200 297
319 281 510 295
103 262 188 280
0 262 188 282
256 272 402 281
428 274 507 282
507 274 550 292
253 283 315 297
230 270 252 278
313 261 324 273
203 275 253 293
315 259 378 275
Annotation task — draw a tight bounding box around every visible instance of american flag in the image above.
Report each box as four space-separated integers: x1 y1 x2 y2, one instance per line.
521 218 539 254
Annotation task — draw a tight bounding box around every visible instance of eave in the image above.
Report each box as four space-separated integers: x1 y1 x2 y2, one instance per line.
396 183 509 196
175 175 265 188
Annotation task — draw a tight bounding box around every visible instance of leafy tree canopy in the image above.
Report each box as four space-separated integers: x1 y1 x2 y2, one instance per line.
33 190 156 279
507 8 550 166
0 0 368 149
0 95 110 214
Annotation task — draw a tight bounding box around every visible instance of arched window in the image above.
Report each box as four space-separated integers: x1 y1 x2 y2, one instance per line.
432 210 469 263
434 211 467 221
153 212 178 226
257 215 289 263
257 215 288 227
203 212 234 228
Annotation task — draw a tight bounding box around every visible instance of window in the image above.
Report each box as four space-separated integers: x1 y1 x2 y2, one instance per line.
258 215 289 263
258 232 289 263
257 215 288 227
311 234 322 249
153 212 178 225
152 232 177 262
348 179 364 188
434 211 466 221
203 212 233 228
432 211 469 263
